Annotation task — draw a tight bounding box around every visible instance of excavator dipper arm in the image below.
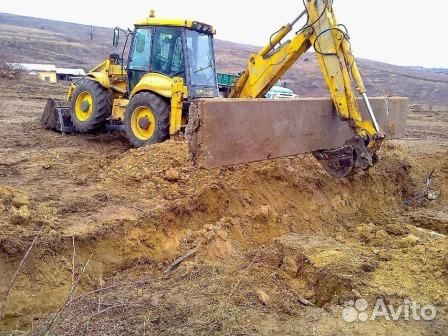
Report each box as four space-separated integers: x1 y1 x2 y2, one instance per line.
229 0 384 177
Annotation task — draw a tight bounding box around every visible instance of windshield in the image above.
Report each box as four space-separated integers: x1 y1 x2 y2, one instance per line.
186 30 216 87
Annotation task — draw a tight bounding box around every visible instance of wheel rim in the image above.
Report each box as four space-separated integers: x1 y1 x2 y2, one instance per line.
131 106 156 141
74 91 93 122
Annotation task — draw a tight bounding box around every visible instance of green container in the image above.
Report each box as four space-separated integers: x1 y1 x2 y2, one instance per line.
217 72 238 87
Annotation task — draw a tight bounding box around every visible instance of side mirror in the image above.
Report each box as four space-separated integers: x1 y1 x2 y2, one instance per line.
112 28 120 48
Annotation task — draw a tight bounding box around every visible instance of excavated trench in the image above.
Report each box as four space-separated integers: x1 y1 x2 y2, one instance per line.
1 138 447 334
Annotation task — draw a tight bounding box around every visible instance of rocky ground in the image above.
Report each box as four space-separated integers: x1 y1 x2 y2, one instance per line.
0 77 447 335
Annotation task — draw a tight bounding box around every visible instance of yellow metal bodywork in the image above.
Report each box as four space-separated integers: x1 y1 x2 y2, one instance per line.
67 56 127 103
88 72 111 89
66 2 377 152
135 18 194 28
130 73 188 135
69 55 188 134
131 73 174 99
112 99 129 120
66 14 210 138
170 77 188 135
229 29 312 99
64 13 211 133
229 0 378 140
134 17 216 34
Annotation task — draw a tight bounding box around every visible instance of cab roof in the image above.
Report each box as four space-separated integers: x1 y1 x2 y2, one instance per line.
134 17 216 34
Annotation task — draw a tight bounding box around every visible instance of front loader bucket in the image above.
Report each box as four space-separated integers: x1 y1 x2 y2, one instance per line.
40 98 75 134
186 97 409 168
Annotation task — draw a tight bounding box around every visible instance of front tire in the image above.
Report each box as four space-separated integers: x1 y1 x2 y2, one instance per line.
123 92 170 147
70 79 112 133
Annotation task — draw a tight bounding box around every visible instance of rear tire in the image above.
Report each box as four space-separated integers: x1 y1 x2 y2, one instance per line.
123 92 170 147
70 78 112 133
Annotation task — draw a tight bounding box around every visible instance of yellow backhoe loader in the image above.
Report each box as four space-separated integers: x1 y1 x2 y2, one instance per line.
40 0 408 178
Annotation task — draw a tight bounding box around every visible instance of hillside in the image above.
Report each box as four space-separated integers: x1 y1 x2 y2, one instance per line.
1 12 448 104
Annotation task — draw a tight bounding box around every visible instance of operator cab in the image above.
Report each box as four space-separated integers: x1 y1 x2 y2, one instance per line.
124 16 219 98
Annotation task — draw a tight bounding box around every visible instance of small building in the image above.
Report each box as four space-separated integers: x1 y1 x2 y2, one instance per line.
8 63 86 83
9 63 58 83
56 68 86 82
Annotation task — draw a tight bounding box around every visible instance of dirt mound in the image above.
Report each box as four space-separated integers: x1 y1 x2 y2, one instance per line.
1 78 447 335
1 132 448 332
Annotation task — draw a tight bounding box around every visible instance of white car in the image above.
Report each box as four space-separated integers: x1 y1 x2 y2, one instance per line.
265 86 298 99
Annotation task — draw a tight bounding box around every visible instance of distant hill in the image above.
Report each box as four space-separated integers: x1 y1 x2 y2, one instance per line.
1 12 448 104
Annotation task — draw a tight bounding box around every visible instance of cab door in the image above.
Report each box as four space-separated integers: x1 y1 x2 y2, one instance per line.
150 27 185 78
128 27 153 91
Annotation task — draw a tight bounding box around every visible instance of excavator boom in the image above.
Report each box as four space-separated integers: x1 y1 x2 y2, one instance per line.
187 0 408 177
230 0 378 135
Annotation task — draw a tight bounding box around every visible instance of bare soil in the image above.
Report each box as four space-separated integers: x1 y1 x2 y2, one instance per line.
0 77 447 335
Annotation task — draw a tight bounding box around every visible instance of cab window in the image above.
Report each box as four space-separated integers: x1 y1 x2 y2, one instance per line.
129 28 152 71
186 30 216 87
151 27 184 76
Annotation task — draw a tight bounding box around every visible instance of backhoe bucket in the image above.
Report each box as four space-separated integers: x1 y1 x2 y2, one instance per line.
186 97 409 169
40 98 75 133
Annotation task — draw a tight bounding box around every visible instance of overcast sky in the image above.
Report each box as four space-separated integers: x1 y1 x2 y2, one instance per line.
0 0 446 68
